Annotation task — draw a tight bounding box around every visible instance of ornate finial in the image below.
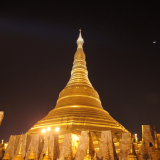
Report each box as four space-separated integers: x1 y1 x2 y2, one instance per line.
77 29 84 48
13 136 24 160
43 136 51 160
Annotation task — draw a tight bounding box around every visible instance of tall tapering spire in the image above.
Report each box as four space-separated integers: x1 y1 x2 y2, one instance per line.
77 29 84 48
55 30 102 109
27 30 128 137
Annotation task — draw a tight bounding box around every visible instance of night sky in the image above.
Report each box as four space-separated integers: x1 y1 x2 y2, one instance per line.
0 1 160 142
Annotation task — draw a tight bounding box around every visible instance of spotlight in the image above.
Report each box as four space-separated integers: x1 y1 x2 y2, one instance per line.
42 129 46 133
55 127 59 132
47 127 51 131
75 135 79 140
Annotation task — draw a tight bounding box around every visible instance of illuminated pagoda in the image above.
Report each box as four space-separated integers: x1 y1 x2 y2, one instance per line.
3 30 142 160
27 30 128 151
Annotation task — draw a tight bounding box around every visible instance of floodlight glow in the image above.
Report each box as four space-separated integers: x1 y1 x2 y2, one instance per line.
47 127 51 131
55 127 59 132
135 133 137 139
75 135 79 140
42 129 46 133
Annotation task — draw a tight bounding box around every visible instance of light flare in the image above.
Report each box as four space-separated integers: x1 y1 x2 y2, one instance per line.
42 129 46 133
55 127 59 132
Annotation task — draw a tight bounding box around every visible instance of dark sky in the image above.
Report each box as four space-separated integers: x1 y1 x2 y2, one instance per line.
0 1 160 142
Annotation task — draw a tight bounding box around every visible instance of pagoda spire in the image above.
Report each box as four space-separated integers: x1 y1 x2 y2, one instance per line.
128 136 137 160
84 131 91 160
43 136 51 160
27 147 36 160
77 29 84 48
55 30 102 109
67 29 92 88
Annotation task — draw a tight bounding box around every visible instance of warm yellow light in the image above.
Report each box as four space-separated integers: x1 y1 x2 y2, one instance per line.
55 127 59 132
75 135 79 141
4 143 8 149
2 139 4 144
135 133 137 142
42 129 46 133
47 127 51 131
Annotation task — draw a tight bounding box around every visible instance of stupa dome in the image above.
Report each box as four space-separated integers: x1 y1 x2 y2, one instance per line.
27 30 128 136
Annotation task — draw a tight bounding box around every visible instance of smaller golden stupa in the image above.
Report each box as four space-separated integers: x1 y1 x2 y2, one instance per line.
128 136 137 160
2 152 11 160
43 137 51 160
27 147 36 160
13 137 24 160
84 132 91 160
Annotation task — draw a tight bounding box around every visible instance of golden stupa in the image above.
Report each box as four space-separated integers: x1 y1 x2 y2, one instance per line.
27 30 128 137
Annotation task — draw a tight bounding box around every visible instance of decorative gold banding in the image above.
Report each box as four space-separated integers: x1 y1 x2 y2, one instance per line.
57 95 101 103
27 30 129 135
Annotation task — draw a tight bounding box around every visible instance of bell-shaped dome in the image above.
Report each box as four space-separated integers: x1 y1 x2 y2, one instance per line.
27 31 128 135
